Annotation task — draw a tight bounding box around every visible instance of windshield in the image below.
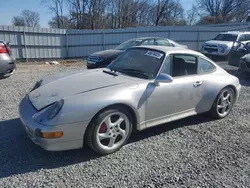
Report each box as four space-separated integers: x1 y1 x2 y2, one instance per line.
214 34 238 41
115 39 142 50
107 48 165 79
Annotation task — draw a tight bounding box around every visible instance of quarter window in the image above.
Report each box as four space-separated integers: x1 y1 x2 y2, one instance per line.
170 54 197 77
198 58 216 74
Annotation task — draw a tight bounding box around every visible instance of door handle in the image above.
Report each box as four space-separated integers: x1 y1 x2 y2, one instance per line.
193 81 202 87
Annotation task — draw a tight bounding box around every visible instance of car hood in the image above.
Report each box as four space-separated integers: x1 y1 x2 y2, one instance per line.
91 49 124 58
205 40 233 47
29 69 137 110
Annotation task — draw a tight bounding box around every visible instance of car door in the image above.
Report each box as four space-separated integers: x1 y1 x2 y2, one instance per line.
145 54 204 127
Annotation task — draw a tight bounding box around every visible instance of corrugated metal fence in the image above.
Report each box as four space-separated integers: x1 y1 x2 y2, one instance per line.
0 22 250 60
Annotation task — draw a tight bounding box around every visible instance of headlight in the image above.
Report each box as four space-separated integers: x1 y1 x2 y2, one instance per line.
47 99 64 120
30 80 42 92
218 44 227 49
218 45 228 53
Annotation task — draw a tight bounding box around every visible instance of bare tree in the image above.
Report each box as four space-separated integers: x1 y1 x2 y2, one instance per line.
12 10 40 27
42 0 65 28
49 16 73 28
152 0 184 26
195 0 250 23
67 0 89 29
12 16 26 26
21 10 40 27
187 5 199 25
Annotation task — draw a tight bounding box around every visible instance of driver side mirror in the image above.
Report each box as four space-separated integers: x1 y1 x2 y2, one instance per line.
154 73 173 86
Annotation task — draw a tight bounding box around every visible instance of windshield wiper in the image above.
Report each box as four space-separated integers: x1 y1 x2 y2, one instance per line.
117 68 149 79
103 69 118 76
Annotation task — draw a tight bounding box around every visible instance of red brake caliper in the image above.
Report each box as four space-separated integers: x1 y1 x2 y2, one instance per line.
99 123 107 133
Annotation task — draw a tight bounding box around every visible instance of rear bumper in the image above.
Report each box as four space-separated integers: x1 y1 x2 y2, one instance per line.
19 95 87 151
0 55 16 77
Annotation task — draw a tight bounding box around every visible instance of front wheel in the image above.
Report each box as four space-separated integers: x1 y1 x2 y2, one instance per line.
85 107 133 155
208 87 235 119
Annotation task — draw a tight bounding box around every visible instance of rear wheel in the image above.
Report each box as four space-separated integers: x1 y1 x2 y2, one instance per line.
208 87 235 119
86 107 133 155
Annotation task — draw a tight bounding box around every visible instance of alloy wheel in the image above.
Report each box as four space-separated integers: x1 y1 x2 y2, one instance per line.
96 112 130 151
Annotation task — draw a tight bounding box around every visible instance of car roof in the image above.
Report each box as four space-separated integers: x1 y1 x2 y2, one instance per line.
126 37 169 41
130 45 205 57
220 31 250 35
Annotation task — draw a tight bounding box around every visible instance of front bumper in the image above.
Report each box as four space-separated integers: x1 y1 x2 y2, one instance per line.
87 63 99 69
19 95 88 151
201 47 230 57
202 51 229 57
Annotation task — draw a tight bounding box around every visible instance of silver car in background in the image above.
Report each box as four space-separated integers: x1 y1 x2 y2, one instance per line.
0 40 16 79
19 46 241 155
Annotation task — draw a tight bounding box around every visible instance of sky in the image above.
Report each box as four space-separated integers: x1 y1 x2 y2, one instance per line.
0 0 195 28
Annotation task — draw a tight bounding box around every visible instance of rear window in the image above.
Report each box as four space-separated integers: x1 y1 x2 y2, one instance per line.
214 34 238 41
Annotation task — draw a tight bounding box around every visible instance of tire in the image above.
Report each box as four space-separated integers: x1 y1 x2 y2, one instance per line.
208 87 235 119
85 106 133 155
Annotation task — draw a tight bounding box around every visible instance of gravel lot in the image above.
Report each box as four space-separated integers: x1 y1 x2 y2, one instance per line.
0 61 250 188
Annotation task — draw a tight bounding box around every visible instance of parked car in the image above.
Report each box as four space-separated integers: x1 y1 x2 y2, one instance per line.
238 54 250 76
228 41 250 66
19 46 241 155
201 31 250 57
86 37 188 69
229 42 250 76
0 40 16 79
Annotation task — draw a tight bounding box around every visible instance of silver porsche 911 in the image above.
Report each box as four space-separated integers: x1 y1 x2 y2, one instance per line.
19 46 241 155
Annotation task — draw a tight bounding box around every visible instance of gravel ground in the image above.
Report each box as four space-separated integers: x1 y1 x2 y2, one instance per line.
0 61 250 188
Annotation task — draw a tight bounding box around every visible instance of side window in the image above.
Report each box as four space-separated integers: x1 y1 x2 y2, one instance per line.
140 39 155 45
160 56 171 75
198 57 216 74
156 39 170 46
238 34 246 42
171 54 197 77
245 34 250 41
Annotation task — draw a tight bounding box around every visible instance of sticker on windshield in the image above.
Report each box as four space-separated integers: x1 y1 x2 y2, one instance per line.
144 51 164 59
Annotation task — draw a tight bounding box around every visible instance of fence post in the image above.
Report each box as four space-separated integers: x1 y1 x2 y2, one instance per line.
66 32 69 59
103 31 105 50
196 29 200 51
23 31 28 62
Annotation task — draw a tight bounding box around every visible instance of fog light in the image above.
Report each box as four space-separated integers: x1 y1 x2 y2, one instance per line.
41 131 63 139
